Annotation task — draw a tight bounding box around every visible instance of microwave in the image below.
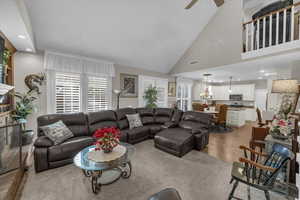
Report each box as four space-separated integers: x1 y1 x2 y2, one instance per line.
229 94 243 101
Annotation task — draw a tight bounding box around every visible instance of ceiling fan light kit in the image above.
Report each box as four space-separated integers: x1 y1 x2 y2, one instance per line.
185 0 224 9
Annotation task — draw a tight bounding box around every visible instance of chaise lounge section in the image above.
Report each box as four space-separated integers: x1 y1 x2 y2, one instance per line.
34 108 212 172
154 111 212 157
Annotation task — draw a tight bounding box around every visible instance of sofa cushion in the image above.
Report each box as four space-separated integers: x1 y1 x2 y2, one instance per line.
126 113 143 129
37 112 89 137
48 136 94 162
136 108 154 125
181 111 212 126
144 124 162 137
141 116 155 125
34 136 54 148
122 126 150 143
40 121 74 145
154 108 174 124
87 110 118 134
171 110 183 123
179 121 208 131
136 108 154 116
115 108 136 130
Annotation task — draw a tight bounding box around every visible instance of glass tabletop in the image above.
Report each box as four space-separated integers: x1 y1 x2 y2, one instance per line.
73 143 135 171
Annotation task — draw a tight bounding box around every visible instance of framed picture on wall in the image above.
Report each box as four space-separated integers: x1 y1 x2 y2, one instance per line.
120 73 138 97
168 82 176 97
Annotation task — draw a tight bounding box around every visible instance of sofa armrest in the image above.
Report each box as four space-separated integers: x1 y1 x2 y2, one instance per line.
191 128 208 135
34 136 54 148
162 121 178 129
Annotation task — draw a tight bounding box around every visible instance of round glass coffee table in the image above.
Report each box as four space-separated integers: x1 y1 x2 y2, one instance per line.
73 143 135 194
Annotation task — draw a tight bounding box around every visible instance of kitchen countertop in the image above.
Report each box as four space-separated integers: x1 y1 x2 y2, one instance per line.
228 107 246 111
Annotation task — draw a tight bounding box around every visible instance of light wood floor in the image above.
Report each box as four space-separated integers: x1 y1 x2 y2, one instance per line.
204 122 254 163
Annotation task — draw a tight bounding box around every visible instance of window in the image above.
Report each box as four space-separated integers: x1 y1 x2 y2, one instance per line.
45 52 114 114
177 83 192 111
87 76 110 112
138 76 168 107
55 73 111 114
55 73 81 113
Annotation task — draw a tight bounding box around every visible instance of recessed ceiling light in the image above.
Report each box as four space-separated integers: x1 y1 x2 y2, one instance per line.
237 78 241 81
260 70 265 73
26 48 33 52
258 77 263 79
18 35 26 39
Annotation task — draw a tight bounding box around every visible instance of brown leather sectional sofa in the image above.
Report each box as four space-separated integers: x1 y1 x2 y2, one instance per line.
34 108 212 172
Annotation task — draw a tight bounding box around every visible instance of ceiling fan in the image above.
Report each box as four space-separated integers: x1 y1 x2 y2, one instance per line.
185 0 224 9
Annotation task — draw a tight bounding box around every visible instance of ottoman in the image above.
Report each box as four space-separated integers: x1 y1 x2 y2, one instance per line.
154 128 194 157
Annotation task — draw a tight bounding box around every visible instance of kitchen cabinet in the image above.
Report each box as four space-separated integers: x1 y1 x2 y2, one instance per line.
211 85 229 100
211 84 255 101
227 110 246 127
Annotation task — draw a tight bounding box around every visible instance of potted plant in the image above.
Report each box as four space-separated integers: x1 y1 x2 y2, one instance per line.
143 86 158 108
93 127 120 153
11 91 37 145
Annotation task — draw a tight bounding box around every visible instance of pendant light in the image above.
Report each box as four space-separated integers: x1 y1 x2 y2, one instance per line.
229 76 233 93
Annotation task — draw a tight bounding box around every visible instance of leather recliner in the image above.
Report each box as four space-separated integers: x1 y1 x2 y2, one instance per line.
34 108 212 172
154 111 213 157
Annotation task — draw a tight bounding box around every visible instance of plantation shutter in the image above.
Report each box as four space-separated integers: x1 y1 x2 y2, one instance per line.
55 72 81 113
87 76 111 112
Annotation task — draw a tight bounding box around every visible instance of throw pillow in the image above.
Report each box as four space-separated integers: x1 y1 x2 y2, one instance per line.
126 114 143 129
40 120 74 145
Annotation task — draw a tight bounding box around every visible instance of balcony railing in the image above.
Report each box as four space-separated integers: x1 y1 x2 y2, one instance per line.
243 2 300 53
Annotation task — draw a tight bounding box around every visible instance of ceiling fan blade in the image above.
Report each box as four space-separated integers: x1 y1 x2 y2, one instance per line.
213 0 224 7
185 0 199 9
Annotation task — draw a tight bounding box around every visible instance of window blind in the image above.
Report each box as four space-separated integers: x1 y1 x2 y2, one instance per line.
55 73 81 113
87 76 110 112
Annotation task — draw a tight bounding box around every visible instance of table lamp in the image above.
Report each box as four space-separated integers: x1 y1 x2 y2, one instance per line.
271 79 299 113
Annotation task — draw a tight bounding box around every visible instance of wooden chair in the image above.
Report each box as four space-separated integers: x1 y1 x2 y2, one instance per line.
192 103 204 112
228 144 295 200
256 108 267 127
213 104 228 129
249 127 269 153
290 118 299 184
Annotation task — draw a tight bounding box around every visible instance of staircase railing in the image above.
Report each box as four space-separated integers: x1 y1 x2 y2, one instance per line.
243 2 300 53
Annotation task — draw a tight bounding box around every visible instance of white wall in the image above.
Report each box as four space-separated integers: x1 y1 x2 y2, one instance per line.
113 64 176 108
14 51 46 131
13 52 177 130
170 0 243 74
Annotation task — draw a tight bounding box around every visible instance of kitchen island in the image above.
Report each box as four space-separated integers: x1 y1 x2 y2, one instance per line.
226 107 256 127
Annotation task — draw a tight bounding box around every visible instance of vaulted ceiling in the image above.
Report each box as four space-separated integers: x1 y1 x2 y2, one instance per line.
24 0 218 73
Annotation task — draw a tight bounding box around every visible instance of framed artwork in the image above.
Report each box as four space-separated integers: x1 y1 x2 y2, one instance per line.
168 82 176 97
120 73 138 98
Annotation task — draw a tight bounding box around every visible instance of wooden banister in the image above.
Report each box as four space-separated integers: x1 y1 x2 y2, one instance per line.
243 2 300 26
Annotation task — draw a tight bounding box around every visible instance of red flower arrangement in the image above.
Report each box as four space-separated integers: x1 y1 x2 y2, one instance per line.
93 127 120 153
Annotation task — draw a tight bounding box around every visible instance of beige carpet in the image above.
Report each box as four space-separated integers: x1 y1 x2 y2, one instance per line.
20 140 284 200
